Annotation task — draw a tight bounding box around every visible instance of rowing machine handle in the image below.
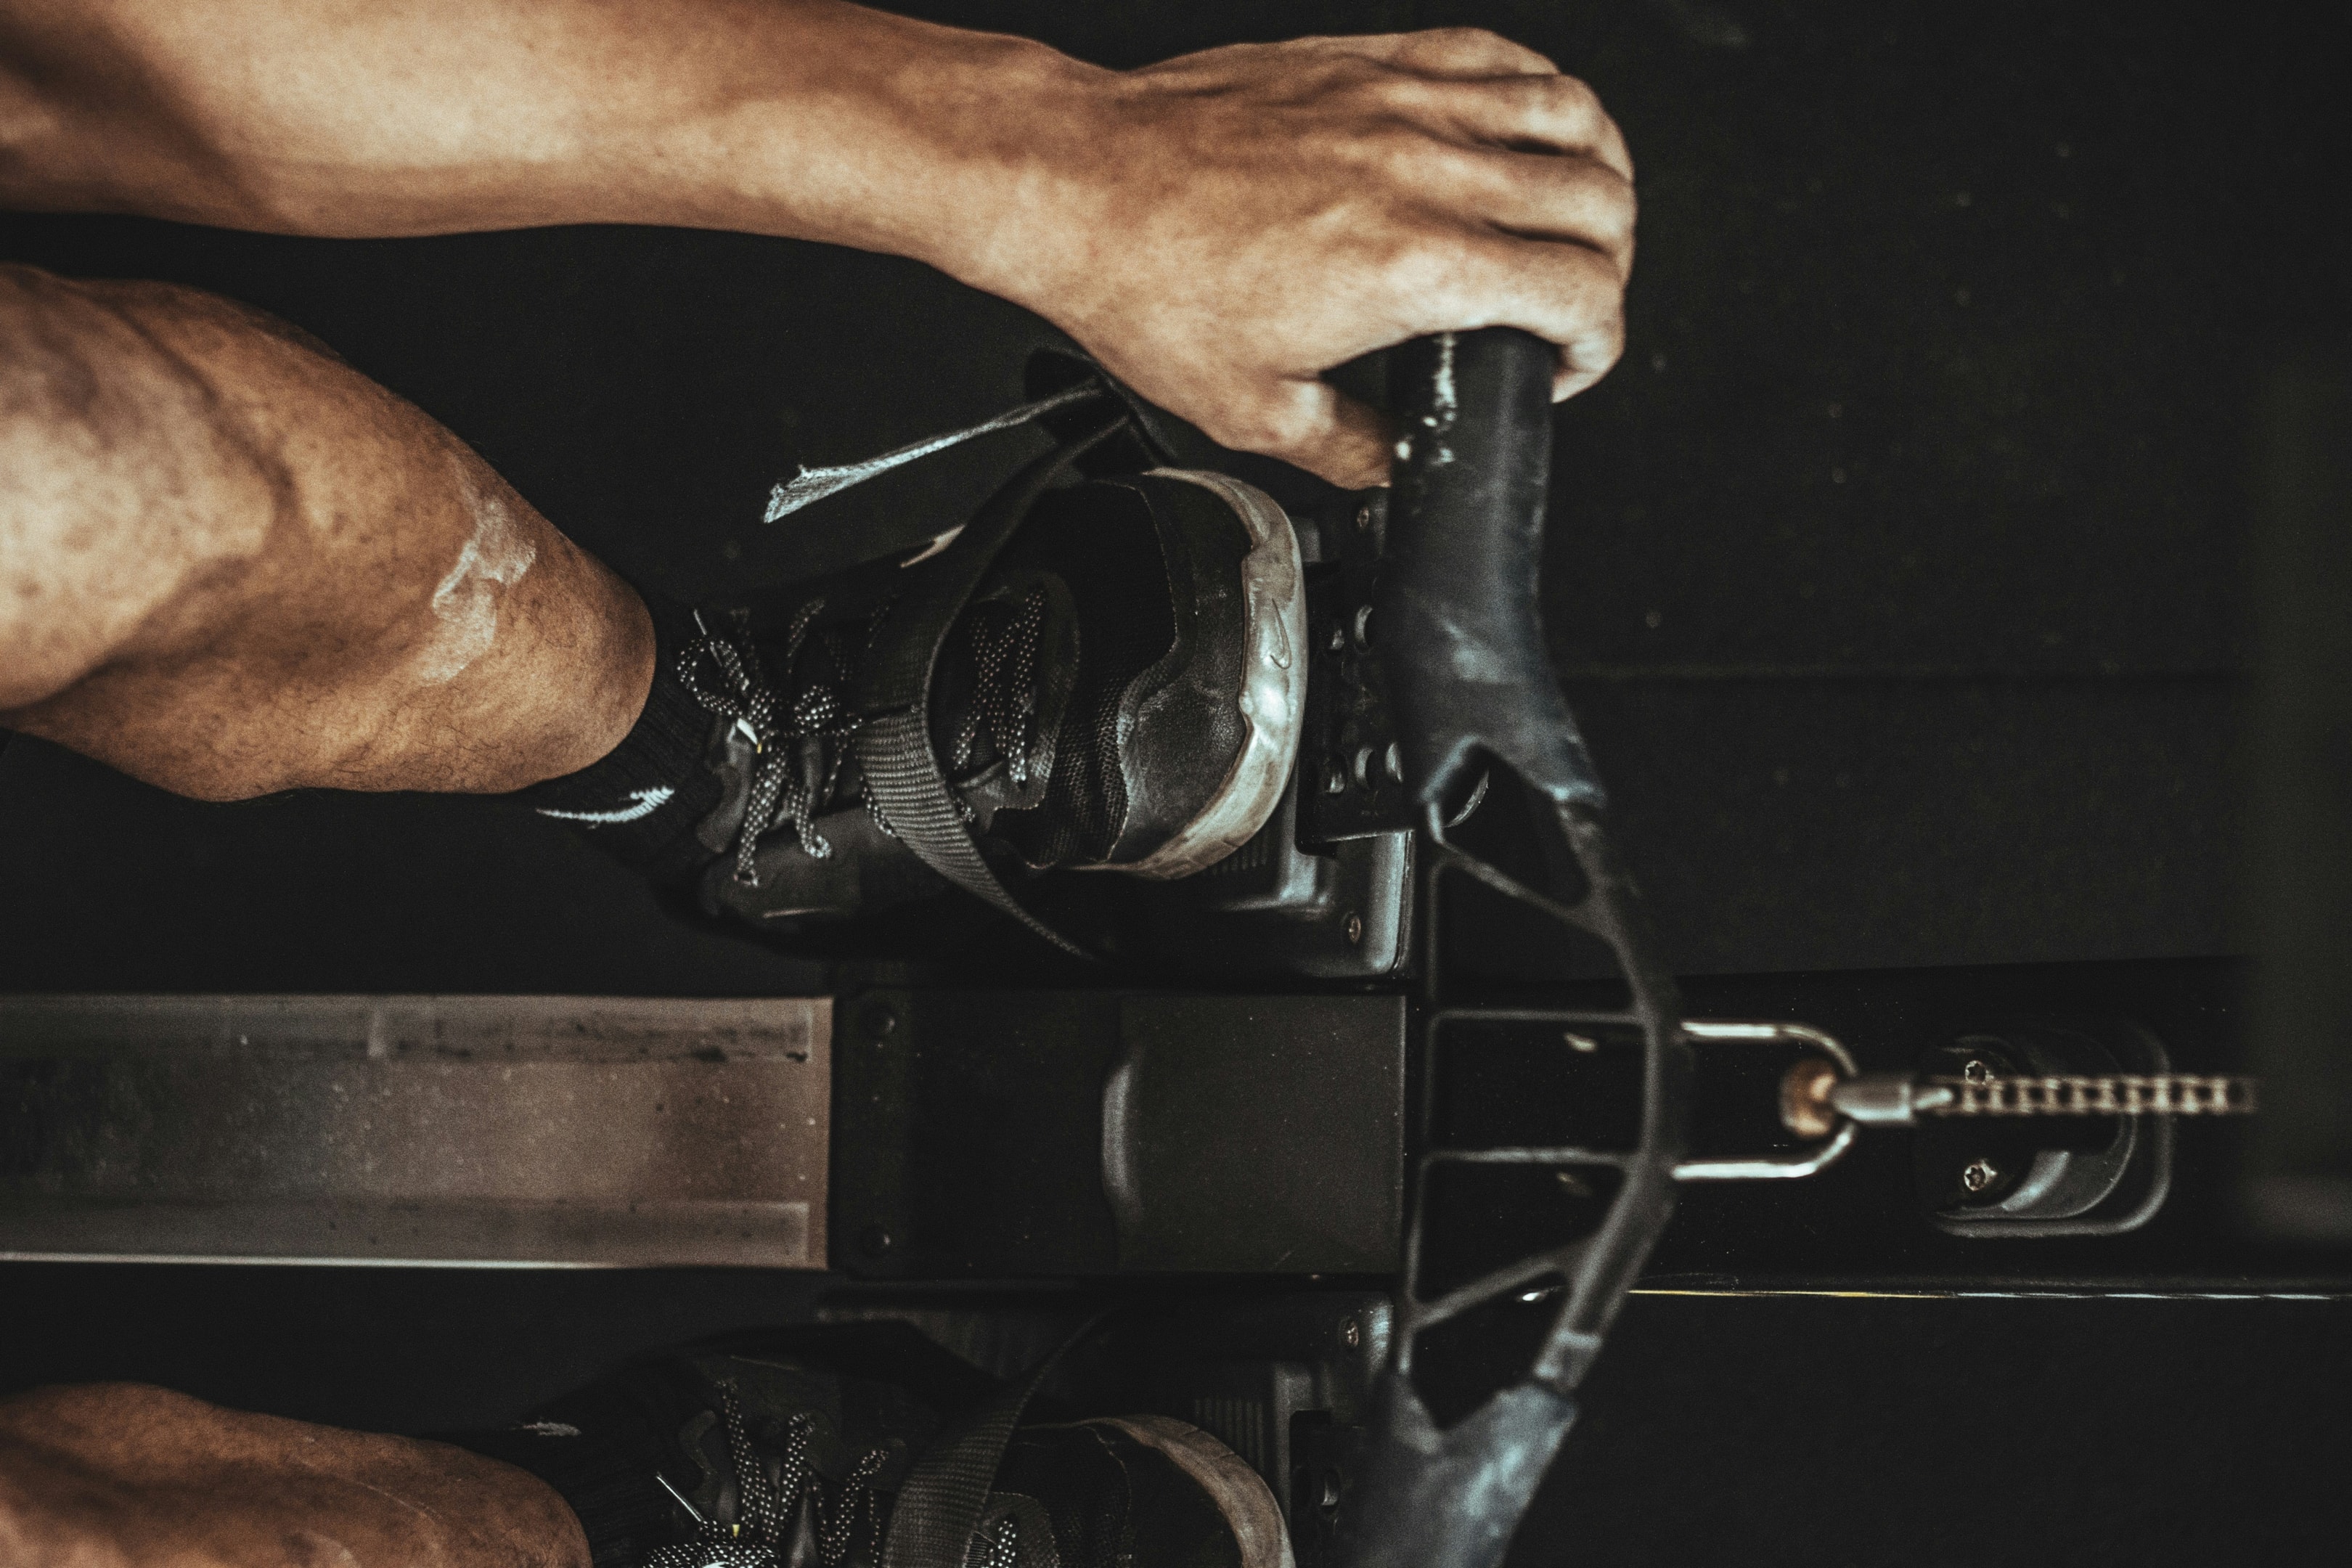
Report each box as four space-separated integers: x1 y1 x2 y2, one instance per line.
1375 328 1609 822
1336 329 1596 1568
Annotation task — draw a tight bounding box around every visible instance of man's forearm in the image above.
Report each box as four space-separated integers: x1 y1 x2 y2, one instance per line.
0 0 1092 290
2 4 1641 487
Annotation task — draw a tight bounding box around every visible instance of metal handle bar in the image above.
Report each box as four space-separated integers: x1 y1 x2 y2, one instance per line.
1375 330 1612 817
1334 330 1691 1568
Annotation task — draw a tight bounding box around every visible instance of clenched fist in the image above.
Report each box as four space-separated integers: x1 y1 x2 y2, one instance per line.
982 29 1637 487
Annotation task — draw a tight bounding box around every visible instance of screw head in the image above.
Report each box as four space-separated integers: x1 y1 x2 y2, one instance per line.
1337 1317 1363 1351
857 1224 896 1257
1344 912 1365 945
1323 763 1348 796
1355 502 1374 533
1961 1158 1999 1194
1962 1058 1993 1085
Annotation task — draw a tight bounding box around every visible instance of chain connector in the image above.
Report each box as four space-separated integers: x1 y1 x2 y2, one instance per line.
1674 1021 1859 1181
1675 1023 2262 1186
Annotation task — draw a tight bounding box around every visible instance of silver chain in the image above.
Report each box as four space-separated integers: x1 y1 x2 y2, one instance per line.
1918 1072 2258 1116
1803 1065 2264 1133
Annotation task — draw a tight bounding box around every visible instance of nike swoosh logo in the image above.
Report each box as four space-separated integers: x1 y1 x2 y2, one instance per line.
536 785 674 825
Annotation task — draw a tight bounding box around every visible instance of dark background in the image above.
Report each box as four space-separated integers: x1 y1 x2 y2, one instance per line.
3 1 2348 1562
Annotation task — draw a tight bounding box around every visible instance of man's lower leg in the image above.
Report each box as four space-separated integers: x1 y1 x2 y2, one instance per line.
0 1384 585 1568
0 263 1314 942
0 264 650 800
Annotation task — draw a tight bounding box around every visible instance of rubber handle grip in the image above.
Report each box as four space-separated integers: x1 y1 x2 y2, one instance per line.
1376 329 1606 814
1331 1380 1577 1568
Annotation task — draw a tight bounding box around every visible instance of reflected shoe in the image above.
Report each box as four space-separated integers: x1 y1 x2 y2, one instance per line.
985 1415 1294 1568
443 1337 1290 1568
682 469 1305 935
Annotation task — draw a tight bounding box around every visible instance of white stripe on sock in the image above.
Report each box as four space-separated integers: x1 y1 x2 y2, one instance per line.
536 785 674 825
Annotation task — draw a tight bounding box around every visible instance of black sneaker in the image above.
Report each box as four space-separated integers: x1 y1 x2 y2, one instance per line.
678 460 1306 948
445 1336 1290 1568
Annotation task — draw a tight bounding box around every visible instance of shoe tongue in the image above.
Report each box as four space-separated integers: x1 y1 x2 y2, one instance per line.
928 569 1079 828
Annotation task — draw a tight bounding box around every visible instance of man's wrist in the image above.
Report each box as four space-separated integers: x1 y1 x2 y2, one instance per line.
0 0 1119 278
698 10 1111 311
905 39 1119 322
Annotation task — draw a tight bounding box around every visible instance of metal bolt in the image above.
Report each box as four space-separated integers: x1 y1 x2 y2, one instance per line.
1323 763 1348 796
1355 502 1374 534
1337 1317 1363 1352
1327 623 1347 653
1352 604 1375 650
1352 745 1378 789
1962 1058 1995 1084
1961 1158 1999 1194
1344 912 1365 945
1383 742 1403 783
1779 1058 1839 1140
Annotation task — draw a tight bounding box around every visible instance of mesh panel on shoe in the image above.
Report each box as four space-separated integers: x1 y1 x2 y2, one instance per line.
990 486 1175 868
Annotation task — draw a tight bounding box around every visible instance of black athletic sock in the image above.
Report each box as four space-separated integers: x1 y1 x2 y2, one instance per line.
514 600 724 884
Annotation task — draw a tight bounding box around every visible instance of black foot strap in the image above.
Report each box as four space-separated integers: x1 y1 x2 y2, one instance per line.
878 1321 1095 1568
851 396 1128 957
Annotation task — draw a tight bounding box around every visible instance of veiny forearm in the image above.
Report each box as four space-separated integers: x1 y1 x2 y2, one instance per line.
0 0 1094 281
1 7 1641 485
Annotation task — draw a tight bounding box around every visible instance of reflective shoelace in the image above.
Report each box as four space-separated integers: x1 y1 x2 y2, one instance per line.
679 585 1051 881
967 1518 1024 1568
642 1385 893 1568
677 601 886 886
950 585 1050 798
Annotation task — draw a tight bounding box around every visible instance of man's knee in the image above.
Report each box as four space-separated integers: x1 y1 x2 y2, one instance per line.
0 264 290 708
1 1382 590 1568
0 1383 184 1568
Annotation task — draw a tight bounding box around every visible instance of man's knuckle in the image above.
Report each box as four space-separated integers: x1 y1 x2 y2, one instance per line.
1527 167 1636 259
1352 123 1437 184
1362 70 1433 114
1367 237 1453 304
1514 75 1612 149
1593 179 1639 248
1257 405 1321 454
1218 394 1318 456
1543 73 1603 116
1199 404 1267 453
1393 25 1533 73
1524 75 1632 173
